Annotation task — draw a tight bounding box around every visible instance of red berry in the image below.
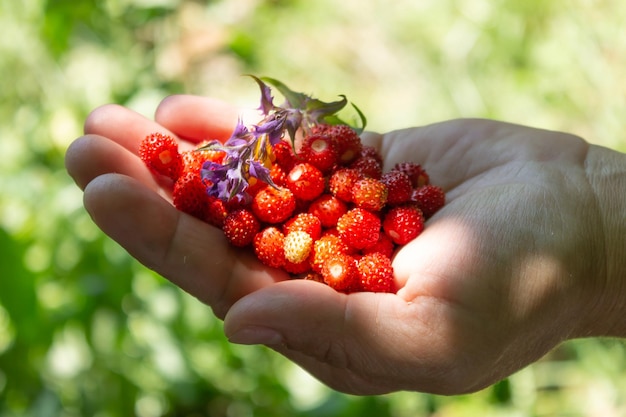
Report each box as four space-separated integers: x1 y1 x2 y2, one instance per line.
272 140 297 173
362 233 395 258
286 163 325 201
172 171 209 220
381 171 412 205
351 177 388 212
252 186 296 224
299 133 338 173
411 185 445 218
283 213 322 241
360 145 383 166
182 147 225 174
394 162 429 188
311 234 349 273
357 252 395 293
329 168 363 202
308 194 348 228
253 227 285 269
349 156 383 179
326 124 362 165
337 208 381 250
322 253 358 292
205 196 229 228
139 132 183 180
382 205 424 245
222 208 261 247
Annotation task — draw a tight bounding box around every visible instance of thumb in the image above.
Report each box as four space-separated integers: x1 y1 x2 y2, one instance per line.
222 279 453 394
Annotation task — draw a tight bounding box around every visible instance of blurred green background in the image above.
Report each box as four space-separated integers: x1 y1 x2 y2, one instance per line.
1 0 625 416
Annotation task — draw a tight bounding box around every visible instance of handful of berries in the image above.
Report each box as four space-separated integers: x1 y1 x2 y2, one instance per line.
139 77 445 293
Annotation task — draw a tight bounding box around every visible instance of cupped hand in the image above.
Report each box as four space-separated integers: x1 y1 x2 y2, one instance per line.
65 95 609 395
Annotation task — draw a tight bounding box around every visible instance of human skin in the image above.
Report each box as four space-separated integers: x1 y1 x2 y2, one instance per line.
65 94 626 396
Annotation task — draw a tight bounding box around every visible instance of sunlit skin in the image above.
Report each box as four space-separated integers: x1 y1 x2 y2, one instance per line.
65 94 626 396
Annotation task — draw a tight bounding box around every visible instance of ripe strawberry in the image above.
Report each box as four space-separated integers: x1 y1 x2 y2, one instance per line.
252 186 296 224
351 177 388 212
311 234 350 273
222 208 261 247
272 140 297 173
362 232 395 258
337 208 381 250
286 163 325 201
411 185 445 218
394 162 429 188
253 227 285 269
205 196 229 228
283 213 322 241
269 163 287 187
307 194 348 228
172 171 209 220
329 168 363 202
357 252 395 293
182 147 226 174
360 145 383 166
299 133 338 173
381 170 412 205
321 253 358 292
326 124 362 165
139 132 183 180
382 205 424 245
349 156 383 179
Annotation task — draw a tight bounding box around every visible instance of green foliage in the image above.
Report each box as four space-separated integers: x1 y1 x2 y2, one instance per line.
1 0 625 415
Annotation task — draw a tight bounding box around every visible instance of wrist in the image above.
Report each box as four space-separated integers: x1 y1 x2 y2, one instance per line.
582 144 626 337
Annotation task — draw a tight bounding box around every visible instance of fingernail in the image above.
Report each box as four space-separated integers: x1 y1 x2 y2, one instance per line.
228 326 283 346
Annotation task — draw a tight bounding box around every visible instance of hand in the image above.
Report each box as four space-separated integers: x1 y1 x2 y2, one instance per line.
65 95 624 395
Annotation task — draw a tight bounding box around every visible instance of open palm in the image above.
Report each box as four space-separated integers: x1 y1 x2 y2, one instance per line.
66 95 608 395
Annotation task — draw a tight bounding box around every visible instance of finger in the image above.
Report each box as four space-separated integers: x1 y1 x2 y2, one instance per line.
223 280 461 395
84 104 175 154
155 95 248 143
83 173 289 318
65 134 159 191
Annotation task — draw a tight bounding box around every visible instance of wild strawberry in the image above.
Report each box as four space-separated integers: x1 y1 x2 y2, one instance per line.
357 252 395 293
382 205 424 245
172 171 207 220
362 233 395 258
252 186 296 224
360 145 383 166
299 133 338 173
272 140 297 173
381 170 412 205
329 168 363 202
283 213 322 241
412 185 445 218
205 196 229 228
286 163 325 201
307 194 348 228
222 208 261 247
394 162 429 188
337 208 381 250
139 132 183 180
283 230 313 264
253 227 285 269
269 163 287 187
283 258 312 275
349 156 383 179
351 177 388 212
321 253 358 292
182 147 226 174
325 124 362 165
311 234 349 273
